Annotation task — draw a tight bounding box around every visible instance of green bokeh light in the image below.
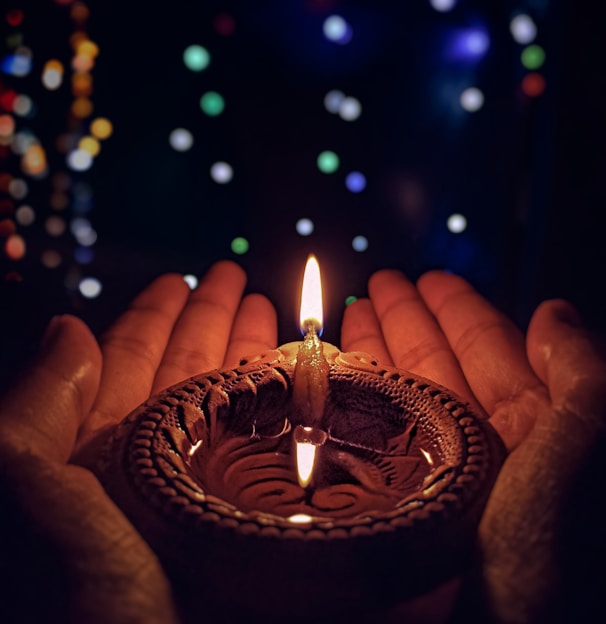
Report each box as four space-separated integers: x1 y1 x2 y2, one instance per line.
345 295 358 306
183 45 210 72
521 45 545 70
317 150 340 174
200 91 225 116
231 236 249 255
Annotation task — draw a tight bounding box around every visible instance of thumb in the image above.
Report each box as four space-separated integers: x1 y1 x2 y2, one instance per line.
0 315 102 464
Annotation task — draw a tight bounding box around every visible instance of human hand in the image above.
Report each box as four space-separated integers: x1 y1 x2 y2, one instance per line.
341 269 606 623
0 261 277 624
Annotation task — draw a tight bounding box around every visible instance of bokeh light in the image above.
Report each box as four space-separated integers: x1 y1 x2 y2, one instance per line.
231 236 249 254
521 45 545 70
447 213 467 233
1 48 32 77
70 217 97 246
521 73 546 97
200 91 225 116
324 90 344 113
22 144 47 177
74 246 94 264
78 136 100 156
6 9 24 27
345 171 366 193
510 14 537 44
210 161 233 183
169 128 194 152
460 87 484 112
214 13 236 36
41 249 62 269
296 218 314 236
67 148 93 171
183 45 210 72
323 15 353 44
430 0 457 12
339 96 362 121
45 215 66 237
12 95 33 117
317 150 340 173
42 60 64 90
183 274 199 289
15 205 35 226
352 235 368 252
90 117 113 139
79 276 102 298
8 178 27 199
4 234 26 260
0 114 15 137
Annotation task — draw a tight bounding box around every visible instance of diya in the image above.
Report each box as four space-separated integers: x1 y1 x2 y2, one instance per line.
99 256 504 622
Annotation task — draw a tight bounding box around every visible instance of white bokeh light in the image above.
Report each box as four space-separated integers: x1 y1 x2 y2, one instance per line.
338 96 362 121
296 218 314 236
460 87 484 112
210 161 233 183
430 0 457 12
42 68 62 90
447 213 467 233
67 148 93 171
323 15 348 41
183 274 198 290
510 14 537 44
324 90 345 114
79 276 102 298
169 128 193 152
352 235 369 252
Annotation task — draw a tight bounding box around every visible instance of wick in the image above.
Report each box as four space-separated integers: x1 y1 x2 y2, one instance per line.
292 318 330 427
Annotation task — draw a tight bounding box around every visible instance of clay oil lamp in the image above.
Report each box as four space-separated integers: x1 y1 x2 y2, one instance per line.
99 256 503 622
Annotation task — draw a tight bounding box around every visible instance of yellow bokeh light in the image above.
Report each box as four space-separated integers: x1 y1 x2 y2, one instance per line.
44 59 64 73
71 97 93 119
90 117 113 139
21 144 47 176
79 135 100 156
77 40 99 58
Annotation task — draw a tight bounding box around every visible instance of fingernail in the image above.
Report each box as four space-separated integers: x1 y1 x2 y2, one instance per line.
40 315 65 349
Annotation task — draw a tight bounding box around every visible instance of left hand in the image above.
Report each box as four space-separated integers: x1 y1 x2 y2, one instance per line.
0 261 277 624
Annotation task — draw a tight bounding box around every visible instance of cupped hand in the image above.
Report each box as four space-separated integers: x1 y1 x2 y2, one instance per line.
0 261 277 624
342 269 606 623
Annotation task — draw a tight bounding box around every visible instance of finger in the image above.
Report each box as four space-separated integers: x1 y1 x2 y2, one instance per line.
0 315 101 463
222 293 278 368
368 269 478 407
152 261 246 393
527 299 606 425
418 270 545 449
93 273 189 420
340 298 394 365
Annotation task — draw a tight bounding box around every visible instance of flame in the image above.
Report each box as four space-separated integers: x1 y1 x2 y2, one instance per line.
299 254 323 334
296 440 317 487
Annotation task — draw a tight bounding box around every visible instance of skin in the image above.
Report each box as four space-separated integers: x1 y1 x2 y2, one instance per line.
0 261 604 623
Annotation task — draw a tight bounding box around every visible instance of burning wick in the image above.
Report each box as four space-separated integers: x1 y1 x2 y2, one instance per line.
292 255 330 488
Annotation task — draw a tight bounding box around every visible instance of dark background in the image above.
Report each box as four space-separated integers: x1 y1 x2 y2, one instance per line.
1 0 605 388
